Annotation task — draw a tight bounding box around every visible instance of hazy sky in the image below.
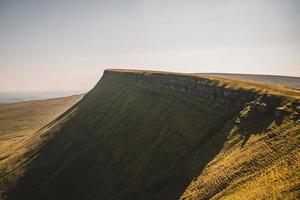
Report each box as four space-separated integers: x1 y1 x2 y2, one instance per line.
0 0 299 91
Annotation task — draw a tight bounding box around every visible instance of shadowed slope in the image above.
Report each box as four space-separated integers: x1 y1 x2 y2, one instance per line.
2 70 300 200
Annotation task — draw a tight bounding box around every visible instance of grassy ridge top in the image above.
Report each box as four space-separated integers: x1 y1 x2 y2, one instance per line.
203 73 300 89
105 69 300 99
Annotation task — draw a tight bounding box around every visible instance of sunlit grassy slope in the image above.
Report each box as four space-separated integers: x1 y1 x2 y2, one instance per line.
1 70 299 200
0 95 83 136
0 95 83 199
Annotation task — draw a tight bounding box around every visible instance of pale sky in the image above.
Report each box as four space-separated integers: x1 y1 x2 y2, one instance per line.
0 0 299 92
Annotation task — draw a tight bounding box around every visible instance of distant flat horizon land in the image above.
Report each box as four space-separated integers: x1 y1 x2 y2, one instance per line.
0 90 86 104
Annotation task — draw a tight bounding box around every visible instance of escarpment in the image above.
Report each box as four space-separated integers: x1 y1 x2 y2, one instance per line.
103 70 295 117
1 69 299 200
102 70 259 109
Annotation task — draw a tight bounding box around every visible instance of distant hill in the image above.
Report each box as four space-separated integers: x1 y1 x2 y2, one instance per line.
202 73 300 89
0 94 83 136
0 94 83 200
1 70 299 200
0 91 85 104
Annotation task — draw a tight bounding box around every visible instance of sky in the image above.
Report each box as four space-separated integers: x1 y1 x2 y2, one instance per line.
0 0 299 92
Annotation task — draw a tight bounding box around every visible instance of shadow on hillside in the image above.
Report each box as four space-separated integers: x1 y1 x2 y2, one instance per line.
239 114 275 148
239 111 282 148
5 111 237 200
171 115 237 200
5 111 281 200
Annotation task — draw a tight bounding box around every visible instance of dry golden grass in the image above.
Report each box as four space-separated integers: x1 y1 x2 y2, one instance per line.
0 95 82 199
180 116 300 200
0 95 83 136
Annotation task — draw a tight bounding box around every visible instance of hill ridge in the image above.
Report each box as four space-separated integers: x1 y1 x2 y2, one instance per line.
1 69 299 200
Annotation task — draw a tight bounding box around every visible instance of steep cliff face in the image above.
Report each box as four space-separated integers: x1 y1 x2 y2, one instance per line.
103 70 291 117
1 70 299 200
103 70 258 109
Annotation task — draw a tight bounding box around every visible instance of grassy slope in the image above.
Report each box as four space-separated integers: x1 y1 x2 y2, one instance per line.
1 70 300 200
0 95 83 136
0 95 83 199
180 113 300 199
